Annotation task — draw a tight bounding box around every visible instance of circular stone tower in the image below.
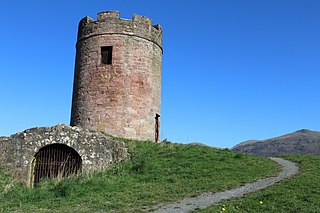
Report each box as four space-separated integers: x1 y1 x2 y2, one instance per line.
70 11 162 142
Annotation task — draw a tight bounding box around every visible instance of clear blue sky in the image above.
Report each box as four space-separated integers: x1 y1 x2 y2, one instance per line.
1 0 319 148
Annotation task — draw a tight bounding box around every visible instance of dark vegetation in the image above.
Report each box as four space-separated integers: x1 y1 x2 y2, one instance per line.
0 139 278 212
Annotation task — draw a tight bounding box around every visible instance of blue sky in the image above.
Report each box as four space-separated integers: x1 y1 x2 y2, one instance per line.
0 0 319 148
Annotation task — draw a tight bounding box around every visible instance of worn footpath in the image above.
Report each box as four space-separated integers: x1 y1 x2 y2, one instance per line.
149 157 299 213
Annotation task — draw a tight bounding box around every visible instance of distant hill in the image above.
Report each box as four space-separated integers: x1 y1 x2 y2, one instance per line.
232 129 320 156
188 142 224 149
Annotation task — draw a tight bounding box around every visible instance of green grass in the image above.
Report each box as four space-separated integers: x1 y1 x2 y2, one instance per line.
0 140 278 212
198 154 320 213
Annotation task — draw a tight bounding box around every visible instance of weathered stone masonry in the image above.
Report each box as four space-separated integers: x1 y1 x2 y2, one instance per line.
70 11 163 142
0 124 128 186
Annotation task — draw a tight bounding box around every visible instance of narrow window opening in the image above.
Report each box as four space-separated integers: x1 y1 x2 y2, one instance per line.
101 46 112 64
155 114 160 142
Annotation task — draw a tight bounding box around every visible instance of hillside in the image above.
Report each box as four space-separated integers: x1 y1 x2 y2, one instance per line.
232 129 320 156
199 154 320 213
0 139 277 212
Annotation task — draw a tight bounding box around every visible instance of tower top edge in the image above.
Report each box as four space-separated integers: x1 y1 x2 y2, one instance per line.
77 11 162 47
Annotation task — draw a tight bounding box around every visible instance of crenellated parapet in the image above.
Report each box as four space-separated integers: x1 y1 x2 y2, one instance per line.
77 11 162 49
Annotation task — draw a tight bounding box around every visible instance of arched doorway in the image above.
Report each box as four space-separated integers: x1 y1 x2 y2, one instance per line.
33 144 82 186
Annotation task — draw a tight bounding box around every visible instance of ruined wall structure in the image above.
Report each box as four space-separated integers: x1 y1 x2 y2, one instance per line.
0 124 128 186
71 11 163 142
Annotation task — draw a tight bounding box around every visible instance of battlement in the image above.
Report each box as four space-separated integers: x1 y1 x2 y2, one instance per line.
77 11 162 48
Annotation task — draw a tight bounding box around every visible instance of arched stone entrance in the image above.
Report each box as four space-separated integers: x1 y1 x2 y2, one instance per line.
0 124 128 186
32 143 82 186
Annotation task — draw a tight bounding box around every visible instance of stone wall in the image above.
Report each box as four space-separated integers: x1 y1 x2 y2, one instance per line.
70 11 162 142
0 124 128 186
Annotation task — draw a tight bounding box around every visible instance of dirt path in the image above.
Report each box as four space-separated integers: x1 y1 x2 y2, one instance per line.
149 157 299 213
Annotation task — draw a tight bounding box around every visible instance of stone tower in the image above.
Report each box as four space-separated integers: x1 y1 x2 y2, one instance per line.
70 11 162 142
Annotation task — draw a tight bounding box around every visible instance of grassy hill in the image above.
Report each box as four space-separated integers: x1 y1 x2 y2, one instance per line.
199 154 320 213
0 139 278 212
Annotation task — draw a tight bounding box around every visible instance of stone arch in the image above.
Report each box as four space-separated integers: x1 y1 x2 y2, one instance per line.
32 143 82 186
0 124 128 186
